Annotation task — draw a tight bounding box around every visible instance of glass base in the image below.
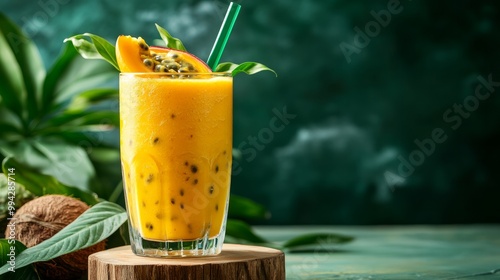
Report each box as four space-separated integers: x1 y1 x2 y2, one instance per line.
129 228 225 258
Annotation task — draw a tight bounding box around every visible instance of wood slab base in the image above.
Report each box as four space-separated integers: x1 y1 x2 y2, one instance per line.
88 244 285 280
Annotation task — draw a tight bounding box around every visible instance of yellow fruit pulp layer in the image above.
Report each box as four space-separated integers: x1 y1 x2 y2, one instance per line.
120 74 232 241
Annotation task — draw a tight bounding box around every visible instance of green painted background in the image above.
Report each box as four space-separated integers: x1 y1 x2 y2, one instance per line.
1 0 499 225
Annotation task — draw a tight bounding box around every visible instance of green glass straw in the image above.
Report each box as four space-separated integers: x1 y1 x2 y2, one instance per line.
207 2 241 70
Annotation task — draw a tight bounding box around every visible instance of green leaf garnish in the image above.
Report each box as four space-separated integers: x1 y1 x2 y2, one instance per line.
155 23 187 51
63 33 119 71
65 25 276 77
215 62 277 77
0 201 127 274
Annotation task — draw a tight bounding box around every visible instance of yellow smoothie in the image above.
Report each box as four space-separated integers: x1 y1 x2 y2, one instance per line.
120 73 232 241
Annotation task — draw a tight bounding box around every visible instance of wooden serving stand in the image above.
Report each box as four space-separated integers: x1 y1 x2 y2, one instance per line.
88 244 285 280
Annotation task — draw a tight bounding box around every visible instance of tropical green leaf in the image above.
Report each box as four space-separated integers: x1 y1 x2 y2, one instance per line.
0 140 96 190
0 201 127 274
0 173 35 223
155 23 187 51
86 148 121 200
108 181 123 203
63 33 119 71
225 219 269 244
215 62 277 77
228 195 270 221
67 88 119 111
45 131 114 153
1 157 99 205
38 41 117 117
52 59 116 112
0 123 20 135
282 233 354 249
41 43 78 115
0 15 25 122
104 221 129 249
44 111 118 128
0 12 45 122
85 33 119 69
0 240 39 279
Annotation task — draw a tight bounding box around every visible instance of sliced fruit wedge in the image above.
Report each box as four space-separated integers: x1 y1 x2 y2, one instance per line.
115 35 211 73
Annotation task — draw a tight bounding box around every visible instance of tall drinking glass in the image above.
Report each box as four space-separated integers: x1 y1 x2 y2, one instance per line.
119 73 233 257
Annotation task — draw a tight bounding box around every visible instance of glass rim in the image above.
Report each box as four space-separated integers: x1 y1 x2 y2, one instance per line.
119 72 232 78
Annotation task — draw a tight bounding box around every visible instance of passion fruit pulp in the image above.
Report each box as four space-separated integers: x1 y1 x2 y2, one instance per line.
115 35 211 73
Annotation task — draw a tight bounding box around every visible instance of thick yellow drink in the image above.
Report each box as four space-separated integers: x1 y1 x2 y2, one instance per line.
119 73 232 255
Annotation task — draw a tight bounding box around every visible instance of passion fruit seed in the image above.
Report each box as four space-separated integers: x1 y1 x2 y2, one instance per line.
146 174 154 183
143 59 153 68
190 165 198 174
166 62 180 71
139 41 149 51
168 53 179 60
155 65 167 72
137 39 200 74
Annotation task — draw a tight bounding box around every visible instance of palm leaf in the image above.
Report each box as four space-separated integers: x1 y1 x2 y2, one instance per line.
0 14 25 123
41 43 78 115
0 12 45 122
41 46 116 115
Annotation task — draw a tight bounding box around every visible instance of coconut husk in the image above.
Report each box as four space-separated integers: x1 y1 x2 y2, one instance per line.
5 195 106 280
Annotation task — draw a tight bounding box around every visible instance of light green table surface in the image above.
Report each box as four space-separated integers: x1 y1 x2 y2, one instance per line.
254 225 500 280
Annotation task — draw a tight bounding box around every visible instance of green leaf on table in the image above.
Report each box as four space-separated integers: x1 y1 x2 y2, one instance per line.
155 23 187 51
215 62 277 77
225 219 269 244
282 233 354 250
64 33 119 71
228 195 270 221
0 201 127 275
0 240 39 279
1 157 99 205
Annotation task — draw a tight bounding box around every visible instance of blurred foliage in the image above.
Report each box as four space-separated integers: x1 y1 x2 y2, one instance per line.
0 12 120 201
0 0 499 226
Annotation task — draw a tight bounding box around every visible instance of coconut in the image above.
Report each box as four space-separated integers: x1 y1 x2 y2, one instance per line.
5 195 106 280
